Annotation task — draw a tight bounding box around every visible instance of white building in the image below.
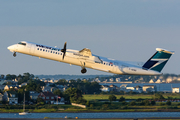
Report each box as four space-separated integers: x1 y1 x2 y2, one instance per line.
3 91 18 104
93 78 101 82
143 85 157 92
149 79 155 83
155 79 162 83
101 85 110 92
166 77 173 83
109 78 114 82
116 78 121 82
172 88 179 93
134 85 143 93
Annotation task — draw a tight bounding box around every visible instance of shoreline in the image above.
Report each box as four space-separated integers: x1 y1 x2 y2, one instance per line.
1 117 180 120
0 109 180 113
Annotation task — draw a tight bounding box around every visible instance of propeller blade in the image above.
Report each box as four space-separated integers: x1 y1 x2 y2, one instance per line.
62 52 66 60
64 42 67 50
61 42 67 60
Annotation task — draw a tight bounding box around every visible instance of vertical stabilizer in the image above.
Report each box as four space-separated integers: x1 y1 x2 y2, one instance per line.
142 48 174 72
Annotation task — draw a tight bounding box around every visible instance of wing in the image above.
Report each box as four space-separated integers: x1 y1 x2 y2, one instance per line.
79 48 92 57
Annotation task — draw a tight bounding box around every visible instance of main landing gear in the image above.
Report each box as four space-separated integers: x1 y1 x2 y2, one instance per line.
81 61 87 74
81 68 87 74
13 52 16 57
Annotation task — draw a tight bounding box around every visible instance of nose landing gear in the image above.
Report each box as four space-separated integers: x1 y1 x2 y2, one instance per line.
13 52 16 57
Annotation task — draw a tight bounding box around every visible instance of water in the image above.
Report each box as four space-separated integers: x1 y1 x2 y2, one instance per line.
0 112 180 118
100 83 180 92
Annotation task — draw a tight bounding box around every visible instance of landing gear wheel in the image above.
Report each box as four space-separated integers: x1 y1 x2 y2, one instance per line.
81 68 87 74
13 52 16 57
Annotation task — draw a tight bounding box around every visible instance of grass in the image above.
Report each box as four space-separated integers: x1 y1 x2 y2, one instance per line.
0 108 22 112
83 94 180 101
83 94 153 101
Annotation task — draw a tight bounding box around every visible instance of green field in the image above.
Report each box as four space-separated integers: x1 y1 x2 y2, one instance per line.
83 93 180 101
83 94 152 101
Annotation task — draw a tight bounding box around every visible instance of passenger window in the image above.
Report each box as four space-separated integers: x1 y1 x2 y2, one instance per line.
37 48 39 50
43 49 45 51
51 51 52 53
40 49 42 51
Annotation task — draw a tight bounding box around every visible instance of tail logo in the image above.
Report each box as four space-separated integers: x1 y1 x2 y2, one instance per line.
149 59 168 69
142 48 174 72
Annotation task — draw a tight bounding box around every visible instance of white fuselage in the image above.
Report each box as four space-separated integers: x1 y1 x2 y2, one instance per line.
7 41 161 75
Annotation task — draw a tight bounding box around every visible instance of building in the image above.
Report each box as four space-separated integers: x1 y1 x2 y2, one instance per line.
172 88 179 93
143 85 157 92
93 78 101 82
4 85 19 91
120 84 128 91
109 78 114 82
126 85 135 91
116 78 121 82
56 85 64 91
18 82 27 87
166 77 173 83
149 79 155 83
155 79 163 83
4 85 10 90
101 85 110 92
109 84 119 92
29 91 40 100
38 92 56 104
134 85 143 93
42 86 57 92
3 91 18 104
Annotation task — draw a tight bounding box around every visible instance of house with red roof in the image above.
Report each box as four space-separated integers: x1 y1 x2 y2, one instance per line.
38 91 56 104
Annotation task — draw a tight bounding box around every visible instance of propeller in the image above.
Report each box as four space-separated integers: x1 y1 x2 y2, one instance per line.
61 42 67 60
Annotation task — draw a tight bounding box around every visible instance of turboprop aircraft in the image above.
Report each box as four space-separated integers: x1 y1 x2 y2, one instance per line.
7 41 174 75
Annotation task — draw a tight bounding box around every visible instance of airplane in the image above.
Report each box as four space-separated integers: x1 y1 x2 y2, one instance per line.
7 41 174 75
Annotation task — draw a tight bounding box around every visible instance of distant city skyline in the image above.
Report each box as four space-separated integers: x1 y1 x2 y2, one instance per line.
0 0 180 75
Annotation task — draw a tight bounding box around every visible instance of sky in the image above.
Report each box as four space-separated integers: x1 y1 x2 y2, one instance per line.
0 0 180 76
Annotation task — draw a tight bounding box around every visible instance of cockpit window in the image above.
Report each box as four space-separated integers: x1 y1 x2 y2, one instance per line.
18 42 26 46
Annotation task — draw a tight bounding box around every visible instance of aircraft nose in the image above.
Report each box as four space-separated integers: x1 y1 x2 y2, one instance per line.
7 45 15 52
7 45 13 50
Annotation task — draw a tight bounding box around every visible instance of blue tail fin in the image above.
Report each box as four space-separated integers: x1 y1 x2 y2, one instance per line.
142 48 174 72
